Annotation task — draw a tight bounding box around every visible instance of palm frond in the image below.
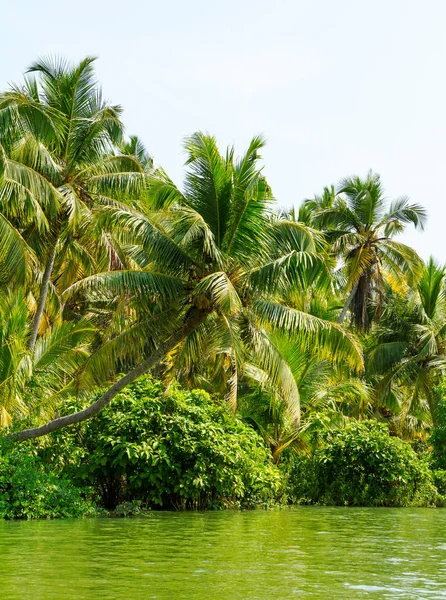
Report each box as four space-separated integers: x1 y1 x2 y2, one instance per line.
194 271 242 315
252 300 363 370
0 212 33 284
63 270 186 307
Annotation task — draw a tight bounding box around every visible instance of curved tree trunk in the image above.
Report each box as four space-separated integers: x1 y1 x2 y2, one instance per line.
27 241 58 353
337 280 359 324
13 308 208 442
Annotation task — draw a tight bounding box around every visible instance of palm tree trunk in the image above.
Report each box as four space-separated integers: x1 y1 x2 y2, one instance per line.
337 280 359 324
27 241 58 353
13 308 208 442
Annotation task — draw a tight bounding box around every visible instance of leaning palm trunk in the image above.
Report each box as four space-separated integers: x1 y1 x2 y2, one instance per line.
14 308 207 441
337 280 359 324
27 240 58 353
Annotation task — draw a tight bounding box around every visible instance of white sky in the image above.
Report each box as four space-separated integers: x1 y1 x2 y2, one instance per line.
2 0 445 260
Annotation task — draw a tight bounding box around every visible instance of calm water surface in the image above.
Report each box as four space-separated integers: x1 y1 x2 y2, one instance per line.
1 507 446 599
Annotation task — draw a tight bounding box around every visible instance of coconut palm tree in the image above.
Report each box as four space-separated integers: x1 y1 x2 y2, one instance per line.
239 332 371 463
0 56 147 352
304 171 426 330
297 185 337 228
368 258 446 429
0 290 96 426
13 133 363 441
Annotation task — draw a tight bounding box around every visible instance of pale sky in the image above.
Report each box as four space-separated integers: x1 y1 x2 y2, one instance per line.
2 0 445 260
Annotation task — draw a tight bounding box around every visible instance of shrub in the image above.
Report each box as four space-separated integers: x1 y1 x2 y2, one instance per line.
429 395 446 470
0 440 95 519
285 421 437 507
43 377 282 510
432 470 446 507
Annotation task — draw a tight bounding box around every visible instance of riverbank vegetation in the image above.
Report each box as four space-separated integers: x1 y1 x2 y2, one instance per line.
1 56 446 517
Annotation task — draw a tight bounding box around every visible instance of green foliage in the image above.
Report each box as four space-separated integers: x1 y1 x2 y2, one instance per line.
429 390 446 470
431 470 446 506
0 289 97 426
0 55 443 515
301 171 425 330
366 259 446 431
43 377 282 510
285 421 436 507
0 440 95 519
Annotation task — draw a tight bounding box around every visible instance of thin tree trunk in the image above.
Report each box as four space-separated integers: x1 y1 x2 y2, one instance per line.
27 241 58 353
337 280 359 324
13 308 207 442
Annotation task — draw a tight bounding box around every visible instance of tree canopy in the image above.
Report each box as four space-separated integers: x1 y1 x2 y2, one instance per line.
1 56 443 461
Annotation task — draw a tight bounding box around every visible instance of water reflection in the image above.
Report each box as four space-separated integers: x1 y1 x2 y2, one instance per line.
1 507 446 599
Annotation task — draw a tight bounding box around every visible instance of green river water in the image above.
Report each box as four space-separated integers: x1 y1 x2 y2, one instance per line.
1 507 446 599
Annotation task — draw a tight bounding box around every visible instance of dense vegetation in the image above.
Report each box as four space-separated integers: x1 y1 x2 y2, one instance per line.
40 377 282 511
0 439 95 519
286 421 437 507
1 56 446 517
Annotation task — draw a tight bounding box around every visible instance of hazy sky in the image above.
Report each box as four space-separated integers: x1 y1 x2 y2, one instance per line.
2 0 445 260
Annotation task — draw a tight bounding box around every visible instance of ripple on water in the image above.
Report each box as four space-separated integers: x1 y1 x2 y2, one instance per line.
0 507 446 599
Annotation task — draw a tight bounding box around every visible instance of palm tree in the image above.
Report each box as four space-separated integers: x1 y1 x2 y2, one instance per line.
0 56 147 352
304 171 426 330
240 332 370 463
297 185 337 228
13 133 363 441
368 258 446 429
0 290 96 426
